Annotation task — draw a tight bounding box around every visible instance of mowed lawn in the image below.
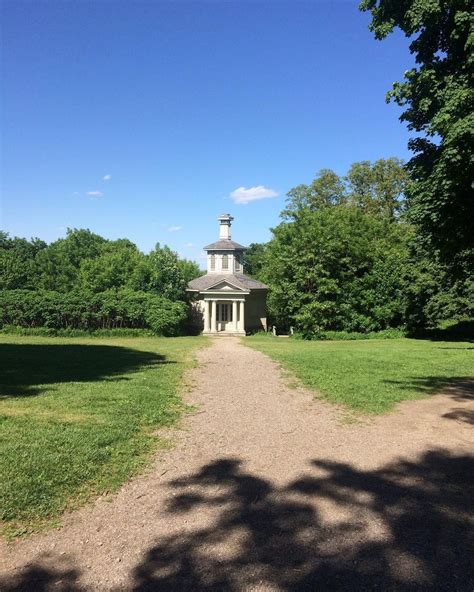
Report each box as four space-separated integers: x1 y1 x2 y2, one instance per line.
246 336 473 414
0 335 205 538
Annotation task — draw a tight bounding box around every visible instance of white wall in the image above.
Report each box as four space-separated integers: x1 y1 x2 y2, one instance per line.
207 251 243 274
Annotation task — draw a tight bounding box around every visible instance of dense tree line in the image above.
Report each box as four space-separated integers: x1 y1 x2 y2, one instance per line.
246 0 474 338
245 159 473 337
0 230 200 334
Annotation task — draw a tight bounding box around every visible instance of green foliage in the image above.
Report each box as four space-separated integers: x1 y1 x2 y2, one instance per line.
246 335 474 413
178 257 202 284
35 228 107 291
243 242 268 278
0 326 155 338
282 158 408 221
0 233 46 290
402 243 474 330
264 158 471 334
141 244 189 300
0 230 197 300
360 0 474 274
345 158 408 218
0 289 188 336
0 229 199 335
78 240 145 293
292 328 406 341
263 206 411 334
282 169 347 219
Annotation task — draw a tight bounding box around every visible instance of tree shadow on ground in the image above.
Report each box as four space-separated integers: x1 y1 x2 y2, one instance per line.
408 320 474 342
0 343 174 398
1 450 472 591
383 376 474 401
442 408 474 425
129 450 473 591
0 558 83 592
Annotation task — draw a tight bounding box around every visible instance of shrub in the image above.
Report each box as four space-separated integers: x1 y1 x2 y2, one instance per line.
0 289 188 336
293 328 407 341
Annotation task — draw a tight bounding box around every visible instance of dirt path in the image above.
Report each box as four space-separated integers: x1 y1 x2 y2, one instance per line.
1 337 473 591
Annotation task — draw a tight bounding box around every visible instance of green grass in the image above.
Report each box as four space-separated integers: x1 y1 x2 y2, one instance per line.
245 336 473 414
0 334 206 538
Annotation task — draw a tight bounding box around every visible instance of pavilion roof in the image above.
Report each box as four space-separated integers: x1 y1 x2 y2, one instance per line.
187 273 267 292
203 239 246 251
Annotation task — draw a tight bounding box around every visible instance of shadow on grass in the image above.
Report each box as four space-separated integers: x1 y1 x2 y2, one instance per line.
409 320 474 342
0 343 175 398
383 376 474 401
1 450 473 591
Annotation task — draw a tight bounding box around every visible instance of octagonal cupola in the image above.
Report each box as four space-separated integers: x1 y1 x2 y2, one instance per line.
204 214 246 274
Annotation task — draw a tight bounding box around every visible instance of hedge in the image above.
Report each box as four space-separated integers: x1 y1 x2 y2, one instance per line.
0 289 188 336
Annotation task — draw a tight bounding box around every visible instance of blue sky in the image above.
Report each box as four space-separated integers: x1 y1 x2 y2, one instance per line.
1 0 413 263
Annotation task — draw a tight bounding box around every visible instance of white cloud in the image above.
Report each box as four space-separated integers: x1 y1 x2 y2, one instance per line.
102 174 112 181
86 190 103 197
184 242 194 247
230 185 278 205
167 225 183 232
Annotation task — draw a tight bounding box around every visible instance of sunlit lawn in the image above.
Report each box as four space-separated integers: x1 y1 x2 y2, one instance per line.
0 335 205 538
246 336 473 414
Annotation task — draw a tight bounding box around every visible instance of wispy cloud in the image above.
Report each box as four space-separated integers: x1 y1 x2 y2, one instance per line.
102 174 112 181
168 225 183 232
184 242 194 247
86 190 104 197
230 185 278 205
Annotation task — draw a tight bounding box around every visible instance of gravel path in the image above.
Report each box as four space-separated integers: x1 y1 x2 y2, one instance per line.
1 337 473 591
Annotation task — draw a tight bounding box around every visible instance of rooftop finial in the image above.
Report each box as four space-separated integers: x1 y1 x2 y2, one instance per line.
218 213 233 240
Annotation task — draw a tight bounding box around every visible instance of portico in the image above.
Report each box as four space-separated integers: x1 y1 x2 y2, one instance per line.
203 297 246 335
187 214 268 335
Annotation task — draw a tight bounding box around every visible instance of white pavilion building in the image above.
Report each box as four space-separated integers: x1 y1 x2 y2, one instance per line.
187 214 268 335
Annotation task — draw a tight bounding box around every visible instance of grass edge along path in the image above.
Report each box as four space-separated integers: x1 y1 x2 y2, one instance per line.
245 335 474 414
0 335 207 539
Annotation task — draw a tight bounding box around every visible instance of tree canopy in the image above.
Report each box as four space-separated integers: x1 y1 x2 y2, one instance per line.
281 158 408 221
0 229 200 298
254 159 472 335
0 229 201 335
360 0 474 274
264 206 410 334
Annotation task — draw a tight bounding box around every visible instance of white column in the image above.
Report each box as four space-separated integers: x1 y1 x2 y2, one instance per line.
211 300 217 333
232 300 238 332
239 300 245 333
204 300 210 333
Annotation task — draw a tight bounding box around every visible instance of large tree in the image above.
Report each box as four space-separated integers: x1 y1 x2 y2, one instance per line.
263 206 411 334
360 0 474 273
281 169 346 219
0 232 46 290
243 242 268 278
282 159 407 221
346 158 408 218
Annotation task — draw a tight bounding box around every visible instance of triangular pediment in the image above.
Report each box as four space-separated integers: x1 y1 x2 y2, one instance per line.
203 279 246 292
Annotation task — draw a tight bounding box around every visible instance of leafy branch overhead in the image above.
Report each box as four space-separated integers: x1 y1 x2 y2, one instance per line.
360 0 474 274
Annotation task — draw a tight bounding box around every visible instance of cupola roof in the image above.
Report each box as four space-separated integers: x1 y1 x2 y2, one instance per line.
204 239 246 251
